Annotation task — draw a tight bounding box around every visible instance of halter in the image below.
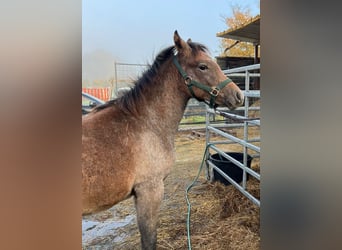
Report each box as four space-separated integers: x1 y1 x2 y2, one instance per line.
173 56 232 108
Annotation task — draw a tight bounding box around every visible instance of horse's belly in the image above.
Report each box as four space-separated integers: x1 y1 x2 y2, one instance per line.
82 169 134 214
82 138 135 214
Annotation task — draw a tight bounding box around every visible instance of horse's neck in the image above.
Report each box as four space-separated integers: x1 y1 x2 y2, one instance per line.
138 69 189 135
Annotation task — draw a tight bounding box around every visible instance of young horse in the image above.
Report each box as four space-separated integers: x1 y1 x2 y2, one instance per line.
82 31 244 249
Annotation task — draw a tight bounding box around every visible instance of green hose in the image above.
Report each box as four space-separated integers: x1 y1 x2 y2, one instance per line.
185 143 212 250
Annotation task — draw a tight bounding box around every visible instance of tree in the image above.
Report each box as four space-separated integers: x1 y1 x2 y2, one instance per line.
220 6 256 57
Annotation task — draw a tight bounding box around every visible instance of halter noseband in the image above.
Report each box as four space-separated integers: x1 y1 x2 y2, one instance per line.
172 56 232 108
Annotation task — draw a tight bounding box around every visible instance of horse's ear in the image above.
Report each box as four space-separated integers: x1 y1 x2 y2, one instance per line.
174 30 191 56
187 38 192 43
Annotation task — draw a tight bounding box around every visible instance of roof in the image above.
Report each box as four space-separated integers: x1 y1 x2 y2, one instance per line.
216 15 260 45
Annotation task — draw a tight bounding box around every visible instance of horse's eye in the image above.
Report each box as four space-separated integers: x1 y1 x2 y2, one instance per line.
198 64 208 71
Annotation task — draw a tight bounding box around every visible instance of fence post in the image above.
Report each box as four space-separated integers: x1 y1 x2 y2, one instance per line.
114 61 118 97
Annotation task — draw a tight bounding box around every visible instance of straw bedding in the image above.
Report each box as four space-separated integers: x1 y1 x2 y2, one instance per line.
83 129 260 249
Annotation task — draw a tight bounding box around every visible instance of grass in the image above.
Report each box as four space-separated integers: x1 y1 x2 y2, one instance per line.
181 115 226 125
181 115 206 124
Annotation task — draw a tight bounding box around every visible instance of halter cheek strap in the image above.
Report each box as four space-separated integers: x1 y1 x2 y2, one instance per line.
173 56 232 108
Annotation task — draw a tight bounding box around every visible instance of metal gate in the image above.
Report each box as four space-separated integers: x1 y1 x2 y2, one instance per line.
205 64 260 206
113 62 148 97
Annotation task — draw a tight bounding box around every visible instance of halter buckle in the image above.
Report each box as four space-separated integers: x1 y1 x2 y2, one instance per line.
184 76 192 85
210 87 220 97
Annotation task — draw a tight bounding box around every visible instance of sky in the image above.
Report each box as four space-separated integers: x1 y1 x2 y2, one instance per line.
82 0 260 81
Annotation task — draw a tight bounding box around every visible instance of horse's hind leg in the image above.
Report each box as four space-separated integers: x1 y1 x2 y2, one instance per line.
133 180 164 250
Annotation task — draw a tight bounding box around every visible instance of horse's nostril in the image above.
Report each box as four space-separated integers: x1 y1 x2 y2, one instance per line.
236 92 244 103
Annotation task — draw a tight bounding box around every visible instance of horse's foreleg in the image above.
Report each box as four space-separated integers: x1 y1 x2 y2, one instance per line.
134 180 164 250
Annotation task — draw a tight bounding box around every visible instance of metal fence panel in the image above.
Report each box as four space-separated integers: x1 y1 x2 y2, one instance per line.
205 64 261 207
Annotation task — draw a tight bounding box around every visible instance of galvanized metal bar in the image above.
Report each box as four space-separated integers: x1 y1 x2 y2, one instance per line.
243 90 260 98
226 73 260 77
205 106 211 179
248 120 261 126
209 144 260 180
208 105 260 113
208 130 261 153
209 142 260 155
209 107 260 113
211 137 261 145
217 111 260 122
207 161 260 207
208 126 260 153
206 123 257 129
243 71 250 189
222 63 260 74
114 61 118 96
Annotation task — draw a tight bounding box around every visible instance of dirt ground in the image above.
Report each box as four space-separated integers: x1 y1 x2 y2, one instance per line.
82 129 260 250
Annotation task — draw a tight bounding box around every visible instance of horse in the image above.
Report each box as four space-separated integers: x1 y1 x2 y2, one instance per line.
82 31 244 250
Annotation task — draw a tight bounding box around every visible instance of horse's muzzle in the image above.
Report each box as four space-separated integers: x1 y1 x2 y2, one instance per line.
222 82 244 110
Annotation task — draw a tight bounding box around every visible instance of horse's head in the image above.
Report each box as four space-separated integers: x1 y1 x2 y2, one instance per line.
173 31 244 109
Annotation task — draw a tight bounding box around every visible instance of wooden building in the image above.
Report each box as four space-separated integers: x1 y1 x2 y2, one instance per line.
216 15 260 90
